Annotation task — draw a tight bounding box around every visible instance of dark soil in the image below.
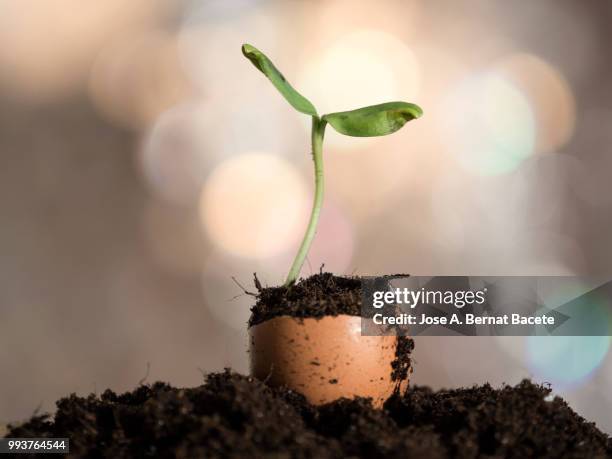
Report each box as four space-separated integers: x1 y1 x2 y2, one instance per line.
249 273 363 327
249 272 406 327
391 336 414 383
8 371 611 458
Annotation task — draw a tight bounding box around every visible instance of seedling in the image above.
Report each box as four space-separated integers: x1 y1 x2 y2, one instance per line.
242 44 423 287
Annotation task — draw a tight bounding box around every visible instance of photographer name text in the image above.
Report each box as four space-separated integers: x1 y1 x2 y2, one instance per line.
372 312 555 326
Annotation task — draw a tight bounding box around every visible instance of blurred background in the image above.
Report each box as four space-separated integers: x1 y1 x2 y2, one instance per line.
1 0 611 434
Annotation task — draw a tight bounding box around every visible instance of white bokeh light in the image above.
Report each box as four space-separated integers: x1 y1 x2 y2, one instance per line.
494 53 576 154
199 152 310 259
441 72 536 176
297 29 421 149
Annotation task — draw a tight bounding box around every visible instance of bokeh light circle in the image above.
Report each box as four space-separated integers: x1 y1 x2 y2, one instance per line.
526 281 611 388
441 73 536 176
0 0 171 102
89 32 190 130
297 29 421 149
494 53 576 153
200 152 310 259
527 336 610 389
139 102 219 206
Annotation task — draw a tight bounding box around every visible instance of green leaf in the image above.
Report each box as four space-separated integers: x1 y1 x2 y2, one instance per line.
242 44 317 116
323 102 423 137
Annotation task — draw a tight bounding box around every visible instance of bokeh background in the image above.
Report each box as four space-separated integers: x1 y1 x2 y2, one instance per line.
1 0 611 434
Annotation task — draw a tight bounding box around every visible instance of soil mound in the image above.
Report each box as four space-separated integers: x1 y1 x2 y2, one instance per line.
9 371 611 458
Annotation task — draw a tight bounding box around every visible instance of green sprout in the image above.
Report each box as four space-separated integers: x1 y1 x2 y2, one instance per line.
242 44 423 287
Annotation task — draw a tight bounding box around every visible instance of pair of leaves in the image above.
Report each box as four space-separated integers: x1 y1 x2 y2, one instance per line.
242 44 422 137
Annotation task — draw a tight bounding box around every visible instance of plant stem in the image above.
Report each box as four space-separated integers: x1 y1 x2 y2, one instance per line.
284 116 326 286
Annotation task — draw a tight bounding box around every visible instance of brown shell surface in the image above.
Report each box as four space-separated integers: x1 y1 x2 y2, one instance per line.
249 314 406 407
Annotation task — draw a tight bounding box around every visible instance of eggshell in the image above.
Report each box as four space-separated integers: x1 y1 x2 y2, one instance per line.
249 314 407 407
